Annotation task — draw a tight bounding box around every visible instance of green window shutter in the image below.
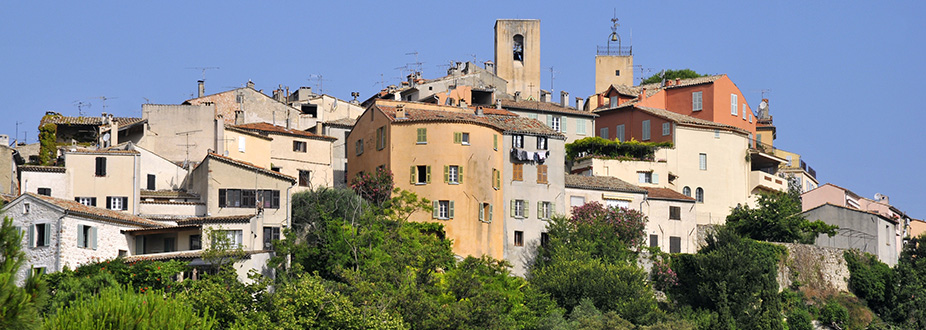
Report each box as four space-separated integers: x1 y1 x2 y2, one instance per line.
653 173 659 184
443 165 449 183
77 225 85 248
510 200 515 217
489 205 493 222
478 204 484 221
459 166 463 183
546 115 552 126
561 117 567 133
28 225 34 248
432 201 440 218
551 202 556 217
453 132 462 144
493 135 498 150
410 166 416 184
537 201 542 218
426 166 432 183
422 128 427 142
43 224 50 246
448 201 455 219
524 201 530 217
91 227 98 250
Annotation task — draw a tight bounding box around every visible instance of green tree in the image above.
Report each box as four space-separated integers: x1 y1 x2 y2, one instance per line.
819 300 849 329
0 216 44 330
726 191 837 244
888 233 926 328
44 286 216 330
641 69 705 85
786 308 813 330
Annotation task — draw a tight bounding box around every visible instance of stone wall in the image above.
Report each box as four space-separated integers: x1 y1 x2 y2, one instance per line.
775 242 850 295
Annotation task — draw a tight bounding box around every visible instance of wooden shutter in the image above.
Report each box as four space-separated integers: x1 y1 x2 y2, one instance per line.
443 165 449 183
448 201 454 219
219 189 226 207
106 197 112 209
537 201 542 218
432 201 439 218
551 202 556 217
510 200 515 217
147 174 155 190
42 224 50 246
478 204 484 221
561 117 567 132
453 132 462 144
458 166 463 183
410 166 416 184
524 201 529 218
91 226 98 250
493 135 498 150
121 197 129 210
426 166 432 183
488 205 493 222
28 225 34 248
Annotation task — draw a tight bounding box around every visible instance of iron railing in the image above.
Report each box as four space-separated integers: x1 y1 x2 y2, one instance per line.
596 45 632 56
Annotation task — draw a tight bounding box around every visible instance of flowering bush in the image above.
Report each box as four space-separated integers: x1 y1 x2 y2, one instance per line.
569 201 647 248
650 258 678 291
350 167 394 205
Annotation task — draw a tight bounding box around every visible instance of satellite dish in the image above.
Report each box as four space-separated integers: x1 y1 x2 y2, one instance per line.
874 193 883 200
102 133 111 142
758 100 768 110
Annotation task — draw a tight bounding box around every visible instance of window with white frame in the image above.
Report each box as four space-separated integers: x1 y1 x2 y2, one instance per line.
537 136 548 150
538 201 553 220
695 187 704 203
682 186 691 197
478 202 493 222
692 91 703 111
714 129 720 139
605 198 630 209
107 196 128 211
642 120 651 141
731 94 738 116
213 230 243 249
570 196 585 207
75 197 97 207
30 223 50 247
512 135 524 148
609 96 618 108
446 165 461 184
742 104 747 120
662 122 671 136
699 153 707 170
433 200 454 219
461 132 470 145
638 171 658 184
550 116 561 132
513 199 526 218
293 141 307 152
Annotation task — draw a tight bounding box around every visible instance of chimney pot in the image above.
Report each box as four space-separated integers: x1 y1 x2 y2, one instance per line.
395 104 406 119
639 88 647 101
575 97 585 111
514 91 521 102
560 91 570 107
676 77 681 85
197 80 205 98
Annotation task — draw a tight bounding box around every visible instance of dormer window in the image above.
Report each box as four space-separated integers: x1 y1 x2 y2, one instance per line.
513 34 524 61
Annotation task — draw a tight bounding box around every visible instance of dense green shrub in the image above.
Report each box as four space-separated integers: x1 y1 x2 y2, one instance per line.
565 136 672 161
44 286 216 330
786 308 813 330
820 300 849 328
726 191 837 244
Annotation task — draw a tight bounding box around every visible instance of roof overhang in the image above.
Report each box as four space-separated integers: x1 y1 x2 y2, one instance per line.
750 150 787 168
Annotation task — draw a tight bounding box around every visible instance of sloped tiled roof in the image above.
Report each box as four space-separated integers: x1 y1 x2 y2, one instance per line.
203 153 296 183
324 117 357 128
18 165 65 173
123 249 265 262
499 99 598 117
565 174 647 193
41 116 145 127
225 126 274 141
643 187 696 202
140 190 199 199
598 105 749 135
25 193 162 227
232 122 337 141
175 214 254 225
375 101 564 138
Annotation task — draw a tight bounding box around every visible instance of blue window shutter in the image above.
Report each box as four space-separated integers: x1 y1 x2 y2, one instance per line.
91 227 98 250
42 224 50 246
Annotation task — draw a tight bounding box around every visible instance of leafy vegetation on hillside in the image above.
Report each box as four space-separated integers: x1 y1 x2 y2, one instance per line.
641 69 707 85
726 191 838 244
566 136 672 161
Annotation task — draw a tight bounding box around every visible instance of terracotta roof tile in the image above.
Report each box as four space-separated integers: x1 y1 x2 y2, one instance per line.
41 116 145 127
597 105 749 134
324 117 357 127
643 187 695 202
375 100 564 138
26 193 162 227
565 174 647 193
225 126 274 141
18 165 66 173
123 249 266 262
232 122 337 141
500 99 598 117
204 152 297 183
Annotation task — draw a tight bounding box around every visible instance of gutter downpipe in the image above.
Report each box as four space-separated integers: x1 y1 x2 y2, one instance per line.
55 214 65 272
286 184 293 270
134 153 140 215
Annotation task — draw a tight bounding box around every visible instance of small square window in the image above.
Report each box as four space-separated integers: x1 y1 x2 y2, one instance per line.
298 170 311 187
37 188 51 196
514 231 524 247
461 133 470 145
293 141 307 152
669 206 681 220
615 70 620 76
650 234 659 248
512 135 524 148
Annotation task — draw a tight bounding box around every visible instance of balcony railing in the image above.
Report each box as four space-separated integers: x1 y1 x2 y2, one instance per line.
596 45 632 56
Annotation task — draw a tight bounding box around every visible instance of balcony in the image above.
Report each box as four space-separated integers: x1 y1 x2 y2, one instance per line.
750 170 787 193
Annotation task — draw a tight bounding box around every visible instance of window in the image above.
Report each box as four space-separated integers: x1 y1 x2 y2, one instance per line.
492 169 500 189
512 199 527 218
615 70 621 76
95 157 107 176
699 153 707 170
670 236 681 253
550 116 561 132
23 202 30 214
538 201 553 220
37 188 51 196
263 227 281 250
417 128 427 144
570 196 585 207
445 165 462 184
786 156 793 167
742 104 747 120
642 120 651 141
512 135 524 148
514 231 524 247
662 122 671 136
213 230 243 249
537 165 548 184
576 119 586 135
218 189 280 209
670 206 681 220
528 113 538 120
616 124 625 142
493 134 498 150
190 235 202 250
638 171 658 184
433 200 454 219
29 223 50 248
293 141 307 152
238 136 246 152
749 114 753 123
32 267 46 277
692 91 702 111
600 127 609 139
714 129 720 139
682 187 691 197
478 203 493 222
609 96 618 108
537 136 548 150
376 126 386 150
541 232 550 247
513 34 524 61
75 197 97 206
77 224 97 249
731 94 738 115
147 174 155 190
107 196 129 211
695 187 704 203
513 163 523 181
298 170 311 187
163 237 176 253
650 234 659 248
461 132 470 145
757 133 762 144
355 139 364 155
411 165 431 184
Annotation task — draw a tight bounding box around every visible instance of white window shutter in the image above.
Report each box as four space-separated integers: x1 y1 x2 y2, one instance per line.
238 136 246 152
77 225 85 248
561 117 567 133
537 201 542 218
489 205 493 222
478 204 484 221
91 227 98 250
653 173 659 184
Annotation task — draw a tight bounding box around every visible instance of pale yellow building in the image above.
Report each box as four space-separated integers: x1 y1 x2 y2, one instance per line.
231 122 337 191
222 126 273 169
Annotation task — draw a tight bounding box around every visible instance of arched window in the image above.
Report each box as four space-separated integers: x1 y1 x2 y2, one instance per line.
513 34 524 61
682 186 691 197
695 187 704 203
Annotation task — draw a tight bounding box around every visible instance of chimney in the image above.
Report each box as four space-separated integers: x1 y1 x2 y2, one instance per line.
235 110 245 125
475 106 484 116
273 86 285 102
484 61 495 74
664 79 673 87
514 91 521 102
560 91 569 107
675 77 681 85
395 104 406 119
496 100 502 109
197 80 205 98
575 97 585 111
541 90 551 103
0 134 8 147
639 88 647 102
459 99 468 108
351 92 360 104
246 80 255 89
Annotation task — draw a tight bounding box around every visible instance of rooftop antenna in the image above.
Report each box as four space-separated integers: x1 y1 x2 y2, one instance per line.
186 67 220 81
307 74 328 94
468 53 478 63
72 101 91 116
634 65 655 85
175 129 202 165
373 73 386 89
95 96 117 112
15 121 22 145
405 51 423 73
548 66 559 92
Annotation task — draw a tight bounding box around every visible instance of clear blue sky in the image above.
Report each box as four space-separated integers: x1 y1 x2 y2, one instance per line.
2 1 924 217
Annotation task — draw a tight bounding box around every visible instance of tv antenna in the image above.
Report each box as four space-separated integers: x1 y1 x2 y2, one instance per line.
175 129 202 165
307 74 328 94
15 121 22 145
186 67 220 81
72 101 91 116
96 96 118 112
373 73 386 89
634 65 655 84
405 51 423 73
548 66 559 92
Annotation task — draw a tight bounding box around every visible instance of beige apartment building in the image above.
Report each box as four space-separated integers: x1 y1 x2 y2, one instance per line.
232 122 337 191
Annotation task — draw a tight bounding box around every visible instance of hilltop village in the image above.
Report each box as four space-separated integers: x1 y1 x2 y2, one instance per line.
1 19 924 329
